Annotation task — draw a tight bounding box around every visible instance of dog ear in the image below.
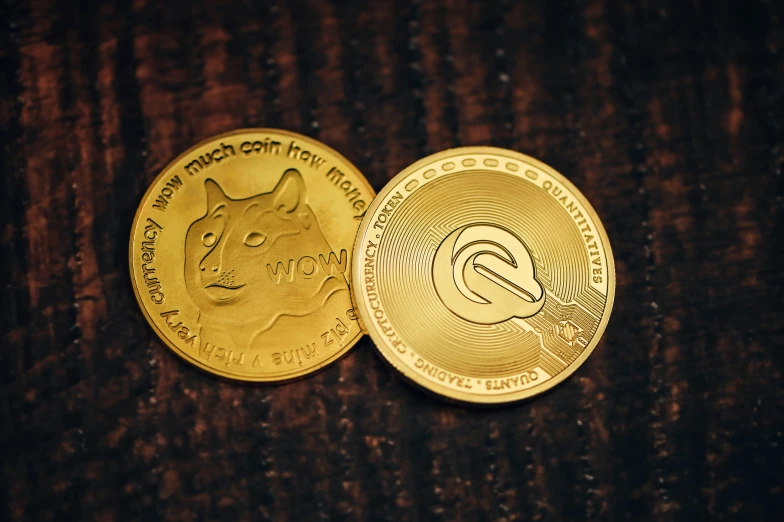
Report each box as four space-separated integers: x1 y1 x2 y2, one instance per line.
204 179 228 210
272 168 306 214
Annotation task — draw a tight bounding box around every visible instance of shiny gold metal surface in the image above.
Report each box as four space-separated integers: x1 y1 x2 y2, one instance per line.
351 147 615 403
130 129 374 382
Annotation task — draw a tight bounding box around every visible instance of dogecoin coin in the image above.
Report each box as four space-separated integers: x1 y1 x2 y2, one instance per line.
130 129 374 382
351 147 614 403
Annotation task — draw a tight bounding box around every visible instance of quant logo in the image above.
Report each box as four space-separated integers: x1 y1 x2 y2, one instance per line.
432 224 546 324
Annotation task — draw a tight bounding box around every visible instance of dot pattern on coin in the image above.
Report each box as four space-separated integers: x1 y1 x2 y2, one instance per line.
351 147 615 403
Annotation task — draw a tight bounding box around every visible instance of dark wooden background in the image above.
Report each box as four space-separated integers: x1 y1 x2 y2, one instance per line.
2 0 783 520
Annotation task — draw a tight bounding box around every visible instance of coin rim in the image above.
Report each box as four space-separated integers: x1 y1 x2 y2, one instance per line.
351 146 616 403
129 128 375 383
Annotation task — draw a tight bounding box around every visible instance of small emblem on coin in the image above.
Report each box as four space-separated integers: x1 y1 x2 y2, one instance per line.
557 320 584 347
432 224 545 324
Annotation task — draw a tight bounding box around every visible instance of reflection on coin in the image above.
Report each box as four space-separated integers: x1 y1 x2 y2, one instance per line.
130 129 374 382
351 147 615 403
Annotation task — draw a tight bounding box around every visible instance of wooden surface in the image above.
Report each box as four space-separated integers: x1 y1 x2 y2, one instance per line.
2 0 783 520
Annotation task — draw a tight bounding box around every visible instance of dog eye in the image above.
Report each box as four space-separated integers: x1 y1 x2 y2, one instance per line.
202 232 217 247
244 231 266 247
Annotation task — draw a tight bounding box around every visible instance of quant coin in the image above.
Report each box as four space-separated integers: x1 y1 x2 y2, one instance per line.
130 129 374 382
351 147 615 403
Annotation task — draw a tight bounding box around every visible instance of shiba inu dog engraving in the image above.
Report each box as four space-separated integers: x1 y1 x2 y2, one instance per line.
130 129 374 382
184 170 349 351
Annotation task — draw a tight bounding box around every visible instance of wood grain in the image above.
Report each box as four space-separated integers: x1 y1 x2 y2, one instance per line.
2 0 783 520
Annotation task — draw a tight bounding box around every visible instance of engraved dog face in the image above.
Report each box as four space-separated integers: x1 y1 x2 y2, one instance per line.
184 169 347 332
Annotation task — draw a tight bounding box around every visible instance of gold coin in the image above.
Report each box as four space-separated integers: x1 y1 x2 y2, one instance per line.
129 129 374 382
351 147 615 403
